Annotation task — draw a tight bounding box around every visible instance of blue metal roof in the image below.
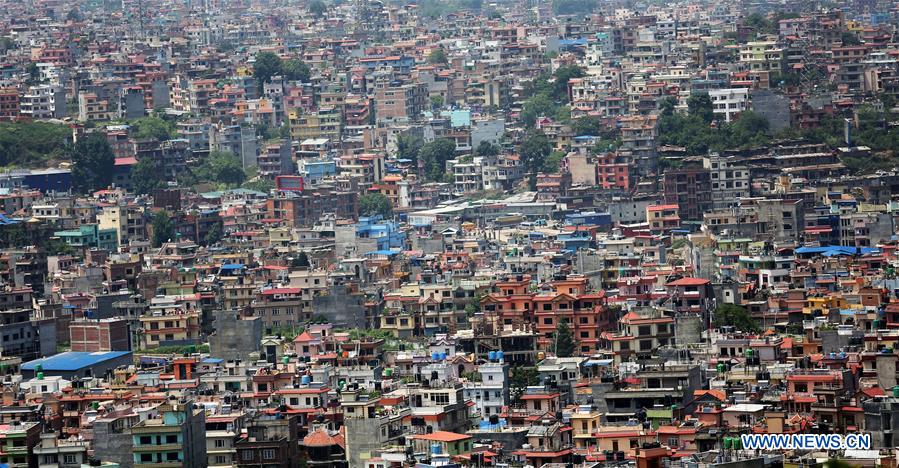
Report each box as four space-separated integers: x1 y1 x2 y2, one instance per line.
219 263 245 270
365 250 400 256
795 246 879 256
23 351 132 371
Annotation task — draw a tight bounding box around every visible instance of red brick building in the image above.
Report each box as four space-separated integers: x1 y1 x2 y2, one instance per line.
69 318 132 352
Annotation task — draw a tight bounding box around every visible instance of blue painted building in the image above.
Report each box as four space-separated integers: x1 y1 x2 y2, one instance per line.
357 215 406 250
23 168 72 193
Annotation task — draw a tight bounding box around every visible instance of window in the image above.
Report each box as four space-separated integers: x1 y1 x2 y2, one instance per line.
262 449 276 460
165 434 178 444
166 452 179 461
139 436 152 445
215 439 226 448
140 454 153 462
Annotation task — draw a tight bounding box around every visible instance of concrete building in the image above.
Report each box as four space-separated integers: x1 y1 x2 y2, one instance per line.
235 413 300 468
69 318 132 352
131 402 206 468
208 311 262 361
703 154 750 210
20 84 65 120
118 86 146 120
708 88 749 122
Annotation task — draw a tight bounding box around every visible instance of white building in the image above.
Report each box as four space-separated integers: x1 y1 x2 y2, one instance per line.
20 84 66 120
708 88 750 122
703 154 751 209
462 362 510 418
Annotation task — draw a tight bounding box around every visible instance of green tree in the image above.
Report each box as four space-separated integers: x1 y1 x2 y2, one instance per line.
203 220 223 246
714 304 760 333
552 65 585 102
552 0 596 14
254 51 283 90
71 133 115 194
687 93 715 123
520 93 554 128
195 151 246 187
520 133 551 190
0 121 71 167
430 95 444 110
131 158 165 195
132 116 173 141
397 134 424 164
428 48 448 65
151 210 174 247
476 141 500 158
543 151 566 173
292 251 310 268
359 193 393 218
25 62 40 86
841 32 861 46
282 59 311 83
659 96 677 116
419 138 456 181
554 319 576 357
242 178 275 193
309 0 327 17
687 92 715 123
572 115 603 136
510 366 540 403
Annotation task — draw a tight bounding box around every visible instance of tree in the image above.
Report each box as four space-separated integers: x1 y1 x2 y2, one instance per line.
475 141 500 158
359 193 393 218
203 220 223 246
543 151 566 173
519 133 551 190
71 133 115 194
714 304 760 333
687 92 715 123
552 0 596 15
132 116 174 141
841 32 861 46
397 134 424 164
510 366 540 403
25 62 40 86
659 96 677 116
552 65 585 103
572 115 603 137
131 158 165 195
419 138 456 182
430 95 444 110
520 94 554 128
195 151 246 187
292 251 310 268
0 121 71 167
554 319 576 357
428 48 448 65
309 0 326 17
151 210 174 248
254 52 283 89
282 59 311 83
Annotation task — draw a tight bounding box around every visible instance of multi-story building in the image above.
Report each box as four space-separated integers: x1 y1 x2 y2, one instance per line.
374 81 428 123
131 402 207 468
0 88 20 120
77 92 113 122
708 88 750 122
703 154 750 210
663 163 712 222
21 85 65 120
235 413 300 468
289 108 342 143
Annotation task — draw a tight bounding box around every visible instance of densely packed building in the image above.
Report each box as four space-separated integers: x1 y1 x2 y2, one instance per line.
1 0 899 467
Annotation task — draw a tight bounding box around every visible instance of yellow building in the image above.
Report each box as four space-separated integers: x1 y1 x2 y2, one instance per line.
288 108 341 143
